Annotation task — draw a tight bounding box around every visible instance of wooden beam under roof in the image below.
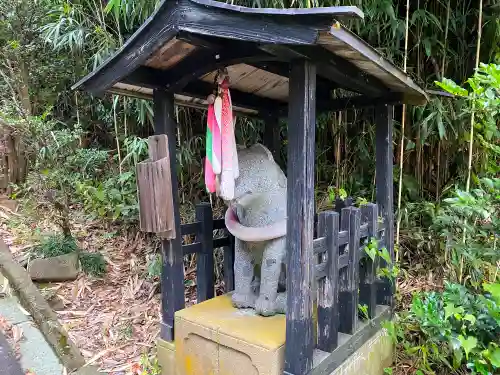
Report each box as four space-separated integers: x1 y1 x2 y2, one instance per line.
259 44 388 97
72 0 362 95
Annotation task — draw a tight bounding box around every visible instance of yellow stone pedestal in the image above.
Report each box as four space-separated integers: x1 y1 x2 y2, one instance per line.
156 295 393 375
171 294 286 375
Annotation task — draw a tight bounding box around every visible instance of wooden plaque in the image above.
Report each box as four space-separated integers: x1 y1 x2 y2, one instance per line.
136 135 175 239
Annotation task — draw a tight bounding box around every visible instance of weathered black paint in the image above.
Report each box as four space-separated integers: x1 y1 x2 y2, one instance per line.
284 59 316 375
375 104 395 307
338 207 361 334
223 235 235 292
163 47 282 91
359 204 378 318
196 203 215 303
154 89 185 342
335 197 353 216
317 211 340 352
73 0 362 95
259 44 386 96
125 63 405 118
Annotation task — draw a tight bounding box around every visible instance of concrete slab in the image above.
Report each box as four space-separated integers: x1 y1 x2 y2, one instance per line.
0 293 64 375
0 296 30 325
17 321 64 375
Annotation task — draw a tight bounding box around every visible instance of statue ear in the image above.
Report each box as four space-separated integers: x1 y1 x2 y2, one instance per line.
252 143 274 161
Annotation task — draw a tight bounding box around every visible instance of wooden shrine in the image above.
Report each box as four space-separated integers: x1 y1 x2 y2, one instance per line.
73 1 428 374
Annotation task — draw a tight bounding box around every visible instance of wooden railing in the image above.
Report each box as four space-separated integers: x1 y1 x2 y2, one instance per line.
173 201 393 374
309 203 393 375
179 203 234 302
0 129 27 192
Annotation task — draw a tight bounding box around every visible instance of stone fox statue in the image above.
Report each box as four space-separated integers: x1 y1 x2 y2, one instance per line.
224 143 288 316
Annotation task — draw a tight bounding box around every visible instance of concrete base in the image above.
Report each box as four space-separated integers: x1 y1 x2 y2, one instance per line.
314 328 393 375
157 294 393 375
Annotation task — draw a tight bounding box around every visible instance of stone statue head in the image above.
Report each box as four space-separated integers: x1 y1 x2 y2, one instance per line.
229 144 286 207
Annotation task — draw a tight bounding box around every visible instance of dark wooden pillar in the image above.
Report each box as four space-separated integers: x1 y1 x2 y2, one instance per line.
375 104 395 306
262 114 282 167
154 89 185 342
284 59 316 375
196 203 214 303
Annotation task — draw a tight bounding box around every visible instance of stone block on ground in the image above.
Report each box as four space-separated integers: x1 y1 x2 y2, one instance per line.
0 240 85 371
28 253 79 282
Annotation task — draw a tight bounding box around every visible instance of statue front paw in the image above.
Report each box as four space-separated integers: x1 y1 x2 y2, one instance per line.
232 292 256 308
255 296 278 317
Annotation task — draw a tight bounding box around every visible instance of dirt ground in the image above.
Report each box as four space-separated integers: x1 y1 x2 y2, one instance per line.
0 198 164 373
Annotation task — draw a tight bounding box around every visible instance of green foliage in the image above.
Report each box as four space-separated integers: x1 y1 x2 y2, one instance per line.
363 237 400 283
33 234 79 258
433 177 500 286
75 171 139 222
8 116 144 224
436 63 500 176
79 252 107 278
394 282 500 374
358 304 369 320
136 353 162 375
146 253 162 280
394 175 499 374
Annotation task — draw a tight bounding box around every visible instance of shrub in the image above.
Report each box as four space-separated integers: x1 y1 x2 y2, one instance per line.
392 282 500 374
33 234 79 258
32 234 107 277
79 252 107 278
432 177 500 287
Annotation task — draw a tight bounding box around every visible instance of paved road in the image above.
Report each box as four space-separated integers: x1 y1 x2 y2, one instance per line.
0 331 23 375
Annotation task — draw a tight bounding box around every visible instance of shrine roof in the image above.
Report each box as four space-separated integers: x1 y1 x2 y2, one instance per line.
73 0 428 116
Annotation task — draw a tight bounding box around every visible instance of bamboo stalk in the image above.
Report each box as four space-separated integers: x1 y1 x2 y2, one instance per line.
436 0 451 202
395 0 411 252
460 0 483 285
465 0 483 193
113 95 123 175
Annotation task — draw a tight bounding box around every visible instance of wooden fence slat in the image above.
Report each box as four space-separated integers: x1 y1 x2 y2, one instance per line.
359 204 378 319
375 104 395 307
196 203 214 303
317 211 340 352
223 235 235 292
338 207 361 334
335 197 353 216
181 222 202 235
